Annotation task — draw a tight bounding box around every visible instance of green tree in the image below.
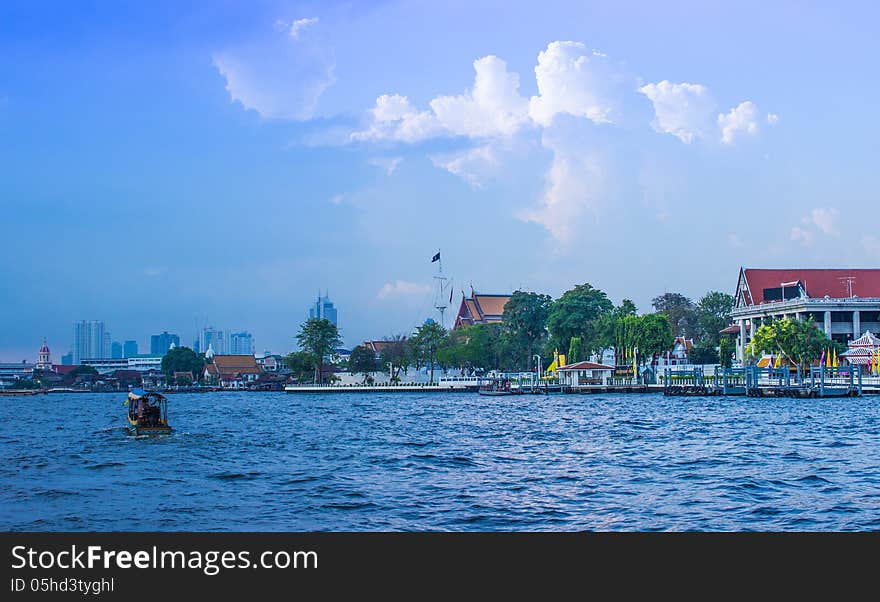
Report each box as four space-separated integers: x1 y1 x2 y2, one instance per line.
595 299 639 360
746 317 833 379
296 318 343 383
161 346 205 381
348 345 378 384
410 321 449 383
695 291 735 344
652 292 698 338
719 336 735 368
68 364 99 378
379 335 410 381
284 351 317 382
502 291 553 370
688 340 718 365
634 313 675 364
567 336 582 364
547 283 613 359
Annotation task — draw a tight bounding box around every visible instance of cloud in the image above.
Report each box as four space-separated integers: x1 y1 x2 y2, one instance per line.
638 81 715 143
810 207 839 235
790 225 814 246
429 145 498 188
348 40 775 242
351 94 443 142
289 17 318 39
718 101 761 144
368 156 404 175
529 41 629 127
377 280 431 299
329 194 345 205
766 113 779 125
352 56 529 142
213 21 335 120
518 127 605 243
789 207 840 245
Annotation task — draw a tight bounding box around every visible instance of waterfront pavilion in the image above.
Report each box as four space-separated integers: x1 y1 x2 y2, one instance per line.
729 268 880 363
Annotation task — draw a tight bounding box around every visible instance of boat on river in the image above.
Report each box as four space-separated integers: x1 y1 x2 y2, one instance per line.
126 389 171 435
478 376 523 396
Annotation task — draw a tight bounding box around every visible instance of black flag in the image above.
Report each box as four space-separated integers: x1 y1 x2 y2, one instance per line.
431 252 440 263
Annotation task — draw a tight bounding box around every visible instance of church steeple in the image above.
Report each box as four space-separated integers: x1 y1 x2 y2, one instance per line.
36 338 51 370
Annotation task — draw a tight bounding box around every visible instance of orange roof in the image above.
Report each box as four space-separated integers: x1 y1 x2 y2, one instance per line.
211 355 259 368
474 295 509 317
454 292 512 329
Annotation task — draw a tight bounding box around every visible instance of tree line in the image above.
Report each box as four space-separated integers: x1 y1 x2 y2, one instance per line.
290 283 742 383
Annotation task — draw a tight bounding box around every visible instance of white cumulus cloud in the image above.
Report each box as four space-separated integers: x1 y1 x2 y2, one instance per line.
213 21 334 120
518 129 605 243
352 56 529 142
429 145 498 189
529 41 628 127
377 280 431 299
718 101 761 144
639 81 715 143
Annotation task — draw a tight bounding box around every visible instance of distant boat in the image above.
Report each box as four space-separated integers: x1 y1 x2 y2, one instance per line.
478 376 523 396
127 389 171 435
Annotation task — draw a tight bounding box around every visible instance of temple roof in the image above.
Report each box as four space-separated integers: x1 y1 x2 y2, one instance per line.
454 293 511 329
848 330 880 348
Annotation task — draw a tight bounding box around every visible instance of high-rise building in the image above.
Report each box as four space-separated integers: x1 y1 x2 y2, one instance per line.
123 340 138 358
61 352 73 365
229 332 254 355
150 331 180 355
102 332 111 359
198 327 226 355
73 320 106 363
309 292 338 326
111 341 123 359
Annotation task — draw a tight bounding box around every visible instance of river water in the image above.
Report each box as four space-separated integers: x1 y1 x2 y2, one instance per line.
1 391 879 531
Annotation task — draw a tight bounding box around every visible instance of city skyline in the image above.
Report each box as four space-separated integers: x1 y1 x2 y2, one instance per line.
2 2 880 360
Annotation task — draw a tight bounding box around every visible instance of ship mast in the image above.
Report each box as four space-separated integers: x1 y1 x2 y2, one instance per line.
433 249 451 328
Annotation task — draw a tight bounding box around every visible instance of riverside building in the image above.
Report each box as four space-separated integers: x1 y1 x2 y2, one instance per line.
729 267 880 363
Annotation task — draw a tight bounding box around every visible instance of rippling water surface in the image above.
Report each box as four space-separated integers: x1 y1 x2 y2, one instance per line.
1 391 879 531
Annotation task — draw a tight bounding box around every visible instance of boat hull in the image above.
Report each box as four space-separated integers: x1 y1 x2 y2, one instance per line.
127 416 171 436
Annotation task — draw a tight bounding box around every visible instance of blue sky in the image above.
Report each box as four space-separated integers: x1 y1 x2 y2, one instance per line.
2 0 878 360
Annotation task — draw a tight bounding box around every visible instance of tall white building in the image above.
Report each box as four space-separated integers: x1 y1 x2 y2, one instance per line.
199 327 227 356
73 320 107 363
229 332 254 355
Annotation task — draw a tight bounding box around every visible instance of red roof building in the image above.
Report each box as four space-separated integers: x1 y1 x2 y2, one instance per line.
453 293 512 329
556 361 615 387
730 267 880 363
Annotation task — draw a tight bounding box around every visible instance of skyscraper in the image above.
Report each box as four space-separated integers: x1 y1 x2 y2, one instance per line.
309 292 338 326
150 331 180 355
229 332 254 355
123 340 138 358
198 327 226 355
73 320 106 363
111 341 123 359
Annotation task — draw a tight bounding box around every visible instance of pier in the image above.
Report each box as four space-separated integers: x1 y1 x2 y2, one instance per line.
663 366 863 398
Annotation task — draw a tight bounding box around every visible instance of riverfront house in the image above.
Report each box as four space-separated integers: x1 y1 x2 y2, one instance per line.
556 361 615 387
730 267 880 363
203 354 263 388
